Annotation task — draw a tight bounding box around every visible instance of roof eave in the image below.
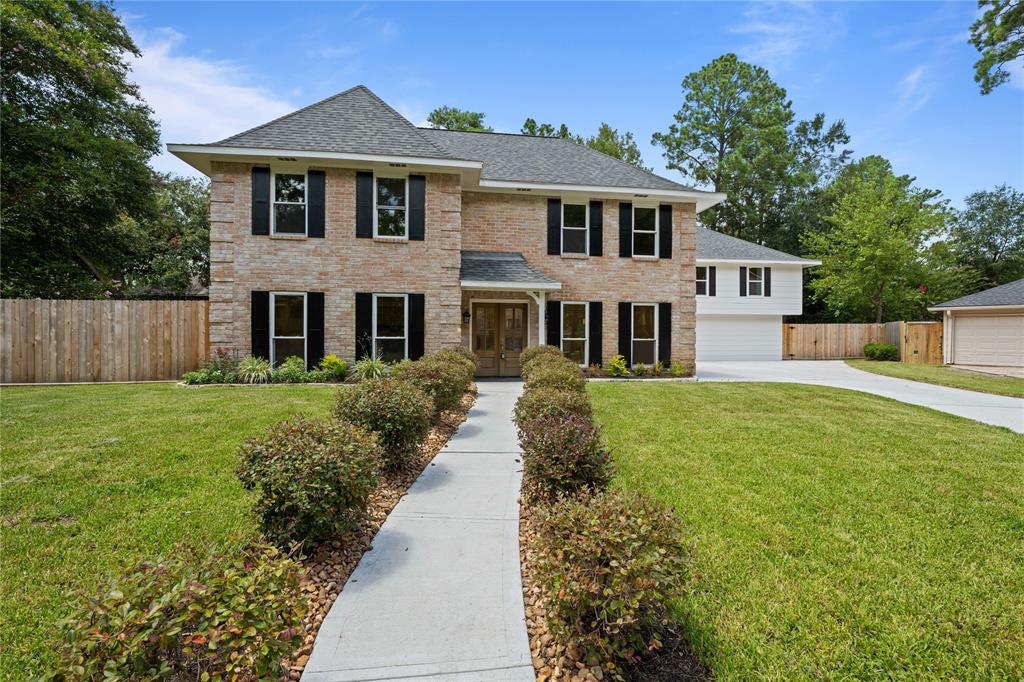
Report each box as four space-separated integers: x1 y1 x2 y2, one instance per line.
460 279 562 291
696 258 820 267
475 179 725 212
928 304 1024 312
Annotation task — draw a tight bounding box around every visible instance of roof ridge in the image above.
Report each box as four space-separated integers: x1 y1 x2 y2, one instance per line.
358 87 454 159
215 84 366 145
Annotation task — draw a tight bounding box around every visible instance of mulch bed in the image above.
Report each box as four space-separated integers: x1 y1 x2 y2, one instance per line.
282 385 477 679
519 508 709 682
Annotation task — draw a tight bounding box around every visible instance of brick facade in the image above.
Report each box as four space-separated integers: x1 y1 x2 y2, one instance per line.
209 163 697 372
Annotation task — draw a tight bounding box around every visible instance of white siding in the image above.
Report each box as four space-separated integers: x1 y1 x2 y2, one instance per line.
697 315 782 361
696 263 805 317
951 313 1024 367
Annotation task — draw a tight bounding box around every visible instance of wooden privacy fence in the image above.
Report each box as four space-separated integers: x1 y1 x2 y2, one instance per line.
1 299 209 383
783 321 942 363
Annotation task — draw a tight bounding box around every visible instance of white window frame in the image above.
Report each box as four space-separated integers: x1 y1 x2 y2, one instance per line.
632 205 659 257
373 175 409 239
696 266 708 296
372 293 409 360
747 267 764 297
560 202 589 256
270 291 307 367
271 170 308 236
560 301 589 367
630 302 658 367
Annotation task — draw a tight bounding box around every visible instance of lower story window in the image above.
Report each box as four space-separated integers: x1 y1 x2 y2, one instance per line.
373 293 407 362
561 302 588 365
272 292 306 366
632 303 657 365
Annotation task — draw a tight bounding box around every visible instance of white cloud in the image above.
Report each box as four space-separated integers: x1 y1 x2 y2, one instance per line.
126 27 294 176
730 1 845 72
898 65 934 113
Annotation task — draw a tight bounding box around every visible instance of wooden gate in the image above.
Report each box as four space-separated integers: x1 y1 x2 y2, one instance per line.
900 321 942 365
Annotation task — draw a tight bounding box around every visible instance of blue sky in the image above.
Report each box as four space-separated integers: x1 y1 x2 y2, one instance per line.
121 1 1023 208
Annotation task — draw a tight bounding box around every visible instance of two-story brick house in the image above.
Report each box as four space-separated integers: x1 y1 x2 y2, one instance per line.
171 85 812 376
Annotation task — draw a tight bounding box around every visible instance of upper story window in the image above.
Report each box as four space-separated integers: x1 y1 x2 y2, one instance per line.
747 267 764 296
273 172 306 235
696 266 708 296
561 302 588 365
561 203 588 255
633 206 658 257
373 293 408 362
375 177 408 238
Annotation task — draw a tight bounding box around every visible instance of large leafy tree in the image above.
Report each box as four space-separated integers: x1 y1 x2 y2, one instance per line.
520 118 579 140
1 0 161 298
952 184 1024 285
969 0 1024 94
585 123 650 171
426 106 493 132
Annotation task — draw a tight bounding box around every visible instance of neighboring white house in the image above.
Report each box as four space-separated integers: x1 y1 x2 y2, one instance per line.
928 278 1024 369
695 227 819 361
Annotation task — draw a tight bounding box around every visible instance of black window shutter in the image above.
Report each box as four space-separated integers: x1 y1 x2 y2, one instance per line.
658 302 672 366
658 204 673 259
356 172 373 238
251 168 270 235
408 293 425 360
709 266 717 297
588 201 603 257
355 292 373 359
617 302 631 365
408 175 426 241
764 267 772 297
307 171 325 238
306 292 325 370
546 300 561 349
588 301 603 366
739 267 748 297
619 202 632 257
547 198 561 255
251 291 270 360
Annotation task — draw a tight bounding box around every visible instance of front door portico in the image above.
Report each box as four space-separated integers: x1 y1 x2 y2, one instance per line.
473 302 528 377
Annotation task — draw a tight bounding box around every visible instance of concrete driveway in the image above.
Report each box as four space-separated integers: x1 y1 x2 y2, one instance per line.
697 360 1024 433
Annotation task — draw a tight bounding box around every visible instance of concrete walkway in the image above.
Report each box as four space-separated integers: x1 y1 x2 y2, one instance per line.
698 360 1024 433
302 380 533 682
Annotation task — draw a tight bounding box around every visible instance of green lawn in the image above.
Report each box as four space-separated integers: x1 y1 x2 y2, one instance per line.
590 382 1023 680
846 359 1024 398
1 383 334 678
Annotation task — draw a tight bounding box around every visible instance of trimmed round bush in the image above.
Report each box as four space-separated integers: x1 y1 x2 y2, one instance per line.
50 543 305 680
334 379 434 470
523 362 586 393
518 413 613 501
237 417 381 544
429 348 477 386
535 490 686 673
519 344 565 369
513 387 592 428
520 351 576 382
393 356 470 416
864 342 899 361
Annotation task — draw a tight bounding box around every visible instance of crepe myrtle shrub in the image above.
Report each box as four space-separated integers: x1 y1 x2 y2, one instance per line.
237 417 382 545
864 342 900 361
45 543 304 681
393 357 470 416
523 362 587 393
334 379 434 470
513 387 593 429
535 490 687 676
518 413 613 502
519 344 565 368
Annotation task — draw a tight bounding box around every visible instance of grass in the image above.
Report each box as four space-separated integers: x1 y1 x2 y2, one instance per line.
845 359 1024 398
1 382 334 678
590 381 1024 680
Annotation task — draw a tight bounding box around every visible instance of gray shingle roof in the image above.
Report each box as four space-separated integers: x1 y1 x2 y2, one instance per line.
420 128 691 192
932 278 1024 309
212 85 456 159
460 251 559 286
696 227 815 263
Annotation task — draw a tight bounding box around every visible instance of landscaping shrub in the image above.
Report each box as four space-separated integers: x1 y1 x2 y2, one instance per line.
435 346 478 370
519 344 565 368
47 543 304 681
633 362 649 376
652 361 664 376
273 355 309 383
670 360 690 377
334 379 434 469
534 490 686 675
430 348 477 385
605 354 630 378
864 342 899 361
513 387 592 427
319 353 349 381
520 352 578 383
523 362 586 393
237 417 381 544
238 355 273 384
203 347 240 374
352 355 389 381
518 413 613 501
393 356 470 416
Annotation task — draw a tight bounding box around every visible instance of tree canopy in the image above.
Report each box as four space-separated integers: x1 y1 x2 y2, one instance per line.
969 0 1024 94
952 184 1024 285
426 106 493 132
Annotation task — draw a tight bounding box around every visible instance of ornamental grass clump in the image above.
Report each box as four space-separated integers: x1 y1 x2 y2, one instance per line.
518 413 613 501
535 490 687 677
393 355 471 416
513 386 593 428
334 378 434 470
237 417 382 545
47 543 304 681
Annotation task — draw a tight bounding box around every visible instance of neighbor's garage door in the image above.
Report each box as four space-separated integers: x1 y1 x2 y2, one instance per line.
952 314 1024 367
697 315 782 361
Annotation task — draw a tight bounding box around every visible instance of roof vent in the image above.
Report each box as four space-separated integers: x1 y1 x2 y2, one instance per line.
633 193 649 198
276 157 297 161
516 188 531 192
389 163 407 168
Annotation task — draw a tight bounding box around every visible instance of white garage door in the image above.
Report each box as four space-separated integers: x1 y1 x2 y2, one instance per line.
953 314 1024 367
697 315 782 361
